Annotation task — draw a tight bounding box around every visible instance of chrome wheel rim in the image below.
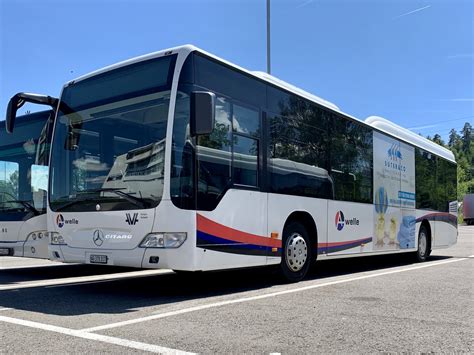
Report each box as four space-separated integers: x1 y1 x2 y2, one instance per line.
419 230 427 257
285 233 307 272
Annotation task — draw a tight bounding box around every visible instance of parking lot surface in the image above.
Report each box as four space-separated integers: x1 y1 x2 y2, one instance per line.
1 226 472 353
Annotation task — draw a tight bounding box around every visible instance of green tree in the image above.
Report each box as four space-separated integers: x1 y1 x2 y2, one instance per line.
448 128 460 147
432 134 445 146
461 122 472 152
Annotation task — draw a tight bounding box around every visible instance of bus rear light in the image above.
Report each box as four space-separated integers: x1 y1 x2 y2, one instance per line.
140 233 187 248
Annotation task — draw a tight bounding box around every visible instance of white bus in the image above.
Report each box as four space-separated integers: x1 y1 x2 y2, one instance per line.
0 109 54 258
6 45 456 281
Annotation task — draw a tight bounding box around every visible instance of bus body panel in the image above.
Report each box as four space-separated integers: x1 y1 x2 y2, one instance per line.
415 208 457 249
143 200 197 270
49 200 198 270
196 189 269 270
18 214 48 258
48 209 155 251
327 200 373 255
0 215 48 258
0 221 22 243
267 193 328 258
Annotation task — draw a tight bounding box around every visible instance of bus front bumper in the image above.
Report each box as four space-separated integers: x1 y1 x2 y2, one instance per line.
0 242 21 257
49 244 193 270
0 239 49 259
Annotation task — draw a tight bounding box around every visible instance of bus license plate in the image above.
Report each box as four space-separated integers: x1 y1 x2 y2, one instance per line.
0 248 11 256
90 254 108 264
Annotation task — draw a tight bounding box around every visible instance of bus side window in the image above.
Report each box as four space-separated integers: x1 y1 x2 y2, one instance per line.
196 97 232 210
330 115 373 203
232 103 259 187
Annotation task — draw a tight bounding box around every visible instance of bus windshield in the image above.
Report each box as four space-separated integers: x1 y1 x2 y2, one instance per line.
0 111 52 220
49 54 177 212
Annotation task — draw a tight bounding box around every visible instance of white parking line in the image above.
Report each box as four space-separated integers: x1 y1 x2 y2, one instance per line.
0 269 173 291
83 257 468 332
0 315 194 354
45 279 125 289
0 263 65 270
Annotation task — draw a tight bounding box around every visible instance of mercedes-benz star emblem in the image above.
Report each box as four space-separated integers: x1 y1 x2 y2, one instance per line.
93 229 104 246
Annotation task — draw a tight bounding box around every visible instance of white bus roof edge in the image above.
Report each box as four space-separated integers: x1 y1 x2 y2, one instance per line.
365 115 455 163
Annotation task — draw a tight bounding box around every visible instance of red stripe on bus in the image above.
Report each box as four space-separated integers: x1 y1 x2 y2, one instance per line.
197 214 282 248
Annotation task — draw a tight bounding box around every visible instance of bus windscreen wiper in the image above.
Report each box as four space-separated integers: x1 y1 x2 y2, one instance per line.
9 200 40 215
52 195 94 211
91 188 150 209
54 188 150 211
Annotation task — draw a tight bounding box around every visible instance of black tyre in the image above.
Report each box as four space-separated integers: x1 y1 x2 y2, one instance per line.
415 225 430 262
280 221 312 282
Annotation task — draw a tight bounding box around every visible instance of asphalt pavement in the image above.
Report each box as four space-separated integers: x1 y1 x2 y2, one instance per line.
0 226 472 354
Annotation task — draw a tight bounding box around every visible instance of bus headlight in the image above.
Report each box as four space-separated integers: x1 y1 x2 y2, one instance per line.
139 233 187 248
50 232 66 245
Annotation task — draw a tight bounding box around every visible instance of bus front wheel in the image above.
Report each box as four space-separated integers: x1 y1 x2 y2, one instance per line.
280 221 312 282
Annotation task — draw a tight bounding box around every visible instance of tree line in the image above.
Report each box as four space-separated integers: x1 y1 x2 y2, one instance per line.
428 122 473 200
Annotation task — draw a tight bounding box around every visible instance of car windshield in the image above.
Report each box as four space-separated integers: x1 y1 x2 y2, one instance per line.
49 54 177 212
0 111 52 220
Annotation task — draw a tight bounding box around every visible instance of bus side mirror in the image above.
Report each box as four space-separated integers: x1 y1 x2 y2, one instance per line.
6 95 22 134
190 91 215 136
5 93 59 134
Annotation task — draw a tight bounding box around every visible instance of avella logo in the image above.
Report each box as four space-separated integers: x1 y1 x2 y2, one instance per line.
56 214 78 228
126 213 139 225
335 211 345 231
335 211 360 231
56 214 64 228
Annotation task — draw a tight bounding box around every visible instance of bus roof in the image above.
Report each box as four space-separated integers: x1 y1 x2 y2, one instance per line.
0 110 52 129
365 116 455 163
67 44 340 112
67 44 456 164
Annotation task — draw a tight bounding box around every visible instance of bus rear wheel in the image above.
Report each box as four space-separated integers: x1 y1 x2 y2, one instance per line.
415 225 430 262
280 221 312 282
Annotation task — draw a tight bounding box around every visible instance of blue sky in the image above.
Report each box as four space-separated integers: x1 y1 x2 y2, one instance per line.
1 0 472 141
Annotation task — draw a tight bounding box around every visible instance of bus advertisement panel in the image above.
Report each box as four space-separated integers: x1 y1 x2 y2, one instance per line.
373 131 416 251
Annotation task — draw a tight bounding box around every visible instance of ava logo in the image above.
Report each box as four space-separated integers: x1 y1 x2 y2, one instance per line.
125 213 139 225
93 229 104 246
56 214 64 228
335 211 345 231
387 143 402 161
